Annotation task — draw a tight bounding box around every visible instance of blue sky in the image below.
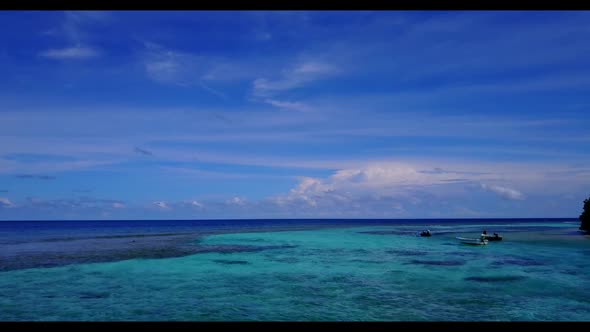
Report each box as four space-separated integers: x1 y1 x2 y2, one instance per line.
0 10 589 220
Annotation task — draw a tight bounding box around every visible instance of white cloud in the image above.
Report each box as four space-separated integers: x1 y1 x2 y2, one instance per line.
198 82 227 99
142 43 232 99
0 157 121 175
0 197 15 208
264 99 311 112
143 42 273 87
40 45 99 60
480 183 525 200
40 11 108 61
269 162 531 212
293 62 336 75
253 61 339 96
277 177 329 207
145 59 178 81
262 164 520 217
143 43 189 85
331 164 426 187
226 197 246 206
153 201 169 209
189 200 204 208
111 202 125 209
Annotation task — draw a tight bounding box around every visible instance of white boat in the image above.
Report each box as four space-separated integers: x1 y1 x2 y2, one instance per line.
456 236 488 245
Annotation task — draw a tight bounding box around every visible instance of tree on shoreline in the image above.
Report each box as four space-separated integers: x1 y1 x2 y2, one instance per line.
581 196 590 232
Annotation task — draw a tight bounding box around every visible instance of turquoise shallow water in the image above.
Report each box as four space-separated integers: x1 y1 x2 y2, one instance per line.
0 220 589 321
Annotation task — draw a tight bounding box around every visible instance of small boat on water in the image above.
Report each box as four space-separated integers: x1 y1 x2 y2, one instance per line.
456 236 488 245
419 230 432 237
484 234 503 241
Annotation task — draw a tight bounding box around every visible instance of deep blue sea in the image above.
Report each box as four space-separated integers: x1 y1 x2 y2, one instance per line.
0 218 588 321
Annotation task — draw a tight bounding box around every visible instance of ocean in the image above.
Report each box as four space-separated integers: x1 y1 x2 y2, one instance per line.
0 218 588 321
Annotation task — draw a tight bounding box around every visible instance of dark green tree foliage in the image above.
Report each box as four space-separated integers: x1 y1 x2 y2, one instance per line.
581 196 590 232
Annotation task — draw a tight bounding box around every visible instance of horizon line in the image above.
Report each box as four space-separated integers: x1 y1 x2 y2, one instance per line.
0 217 579 222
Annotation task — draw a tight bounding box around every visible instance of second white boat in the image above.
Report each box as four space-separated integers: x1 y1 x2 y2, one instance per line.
456 236 488 245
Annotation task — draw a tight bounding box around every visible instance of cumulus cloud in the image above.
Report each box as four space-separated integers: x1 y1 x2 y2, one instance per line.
480 183 525 200
268 162 505 214
276 177 330 207
0 197 14 208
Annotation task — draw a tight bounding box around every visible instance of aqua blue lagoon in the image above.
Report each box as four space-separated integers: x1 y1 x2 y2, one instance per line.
0 219 588 321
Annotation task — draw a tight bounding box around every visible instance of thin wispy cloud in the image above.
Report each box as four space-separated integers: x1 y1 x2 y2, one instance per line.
264 99 311 112
160 166 292 180
0 197 14 208
189 200 204 208
147 200 206 211
480 183 525 201
25 197 124 209
198 82 227 100
0 157 120 175
226 197 247 206
330 11 590 85
39 11 108 60
153 201 169 209
111 202 125 209
253 61 339 97
142 42 230 99
134 147 153 156
73 189 93 193
15 174 57 180
143 42 191 85
40 45 99 60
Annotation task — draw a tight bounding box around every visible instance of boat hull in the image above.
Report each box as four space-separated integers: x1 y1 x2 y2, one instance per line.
456 237 488 245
